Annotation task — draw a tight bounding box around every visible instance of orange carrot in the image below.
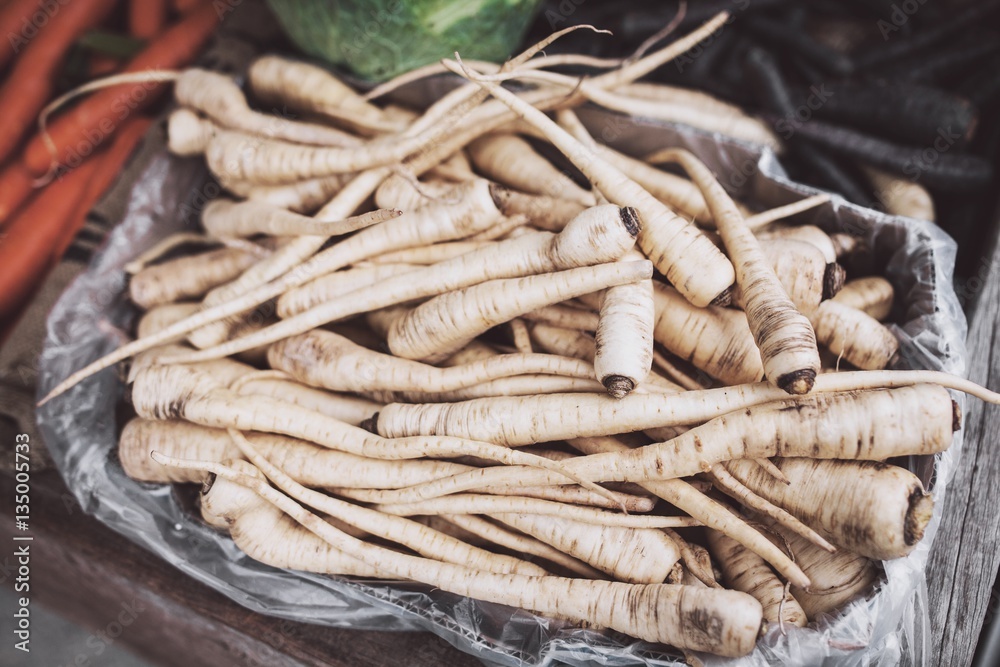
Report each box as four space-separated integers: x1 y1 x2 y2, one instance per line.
23 3 221 175
0 0 117 163
172 0 209 14
129 0 167 39
0 160 35 227
0 0 41 71
56 116 153 257
0 157 101 318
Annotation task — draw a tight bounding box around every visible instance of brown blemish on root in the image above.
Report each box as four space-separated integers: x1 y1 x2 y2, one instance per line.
488 183 509 211
904 487 934 546
823 263 846 300
777 368 816 395
603 375 635 399
710 285 734 308
619 207 640 237
952 400 962 432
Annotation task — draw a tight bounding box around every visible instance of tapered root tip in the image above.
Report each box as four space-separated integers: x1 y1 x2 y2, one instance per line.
823 263 846 300
359 412 380 434
904 488 934 546
777 369 816 395
619 207 640 237
710 285 734 308
602 375 635 399
952 400 962 432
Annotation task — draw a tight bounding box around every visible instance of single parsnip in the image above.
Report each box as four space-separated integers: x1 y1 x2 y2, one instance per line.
129 364 605 494
467 133 596 206
361 374 608 404
371 494 698 529
725 458 932 560
248 55 389 127
591 250 654 397
652 282 764 386
201 199 399 239
388 260 653 362
705 529 807 628
128 346 255 388
617 83 749 117
124 233 216 274
733 239 843 315
567 436 811 589
203 128 426 185
522 304 600 332
119 418 473 489
157 454 765 655
373 173 456 210
488 187 587 232
493 512 681 584
241 174 355 213
444 65 734 308
756 224 837 263
167 108 215 155
512 68 781 150
832 277 894 321
648 148 820 395
234 376 381 426
268 329 597 393
529 323 597 361
442 514 604 579
373 368 988 446
758 515 880 621
439 340 500 366
334 482 654 512
276 264 417 318
136 303 199 341
128 246 258 309
164 203 637 365
863 165 935 221
547 112 712 224
742 194 831 231
174 69 362 147
200 461 384 577
227 430 547 575
810 300 900 370
368 241 489 266
379 385 956 487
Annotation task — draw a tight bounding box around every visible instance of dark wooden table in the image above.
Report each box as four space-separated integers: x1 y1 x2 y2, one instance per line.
926 216 1000 667
0 468 479 667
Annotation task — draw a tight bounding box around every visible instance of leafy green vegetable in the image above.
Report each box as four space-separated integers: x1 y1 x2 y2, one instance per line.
266 0 544 81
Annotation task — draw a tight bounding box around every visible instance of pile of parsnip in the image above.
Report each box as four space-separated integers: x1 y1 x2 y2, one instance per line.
46 13 1000 661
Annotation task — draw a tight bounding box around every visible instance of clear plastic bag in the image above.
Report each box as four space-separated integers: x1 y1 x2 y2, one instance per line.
37 109 967 666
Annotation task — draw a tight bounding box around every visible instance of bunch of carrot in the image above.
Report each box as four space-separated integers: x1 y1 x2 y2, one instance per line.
37 12 999 660
0 0 221 331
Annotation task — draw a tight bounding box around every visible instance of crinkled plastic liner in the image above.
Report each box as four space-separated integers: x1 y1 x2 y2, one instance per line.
37 108 967 666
